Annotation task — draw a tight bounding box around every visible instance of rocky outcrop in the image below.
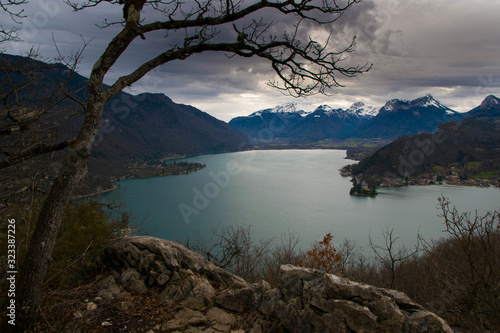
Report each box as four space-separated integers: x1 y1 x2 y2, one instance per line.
101 236 453 332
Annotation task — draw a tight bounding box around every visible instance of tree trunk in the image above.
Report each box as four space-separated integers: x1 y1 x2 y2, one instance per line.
10 100 105 332
9 9 140 330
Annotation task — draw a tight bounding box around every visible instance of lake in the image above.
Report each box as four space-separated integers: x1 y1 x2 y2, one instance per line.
100 150 500 255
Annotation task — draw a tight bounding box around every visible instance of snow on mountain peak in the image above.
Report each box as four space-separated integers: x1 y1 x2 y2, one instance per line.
380 95 455 114
250 102 316 117
413 94 439 108
317 105 346 118
381 99 401 113
271 103 300 113
481 95 500 108
347 101 379 117
414 95 458 114
316 104 335 113
311 102 378 120
249 101 378 119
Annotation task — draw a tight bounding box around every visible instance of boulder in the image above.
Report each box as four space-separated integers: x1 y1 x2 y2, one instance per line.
103 236 453 332
104 236 248 289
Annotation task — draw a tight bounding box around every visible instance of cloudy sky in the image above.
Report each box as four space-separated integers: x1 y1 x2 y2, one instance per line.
2 0 500 121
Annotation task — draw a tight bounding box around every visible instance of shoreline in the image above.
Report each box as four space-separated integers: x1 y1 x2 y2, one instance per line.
77 185 121 200
352 180 500 197
114 166 205 182
79 162 207 199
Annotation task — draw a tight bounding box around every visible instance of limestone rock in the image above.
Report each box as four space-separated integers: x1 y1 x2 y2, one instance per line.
206 307 237 327
216 280 270 312
162 308 207 331
104 236 248 289
103 236 453 333
272 265 453 333
97 275 121 299
160 269 216 311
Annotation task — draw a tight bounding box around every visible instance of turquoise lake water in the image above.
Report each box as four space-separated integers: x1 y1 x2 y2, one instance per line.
100 150 500 254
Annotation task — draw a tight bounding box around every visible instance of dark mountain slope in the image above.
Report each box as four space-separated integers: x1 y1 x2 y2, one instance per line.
466 94 500 122
0 53 245 183
89 92 245 177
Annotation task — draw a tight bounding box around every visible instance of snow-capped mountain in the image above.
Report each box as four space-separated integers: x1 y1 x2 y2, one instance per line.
229 101 379 141
310 102 379 120
228 95 496 142
312 105 348 119
352 95 500 179
250 102 316 117
479 94 500 108
355 95 462 140
249 101 379 120
379 94 457 115
347 101 379 117
467 95 500 120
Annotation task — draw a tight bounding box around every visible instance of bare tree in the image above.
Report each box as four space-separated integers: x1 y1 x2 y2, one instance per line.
369 227 421 289
10 0 370 330
187 225 254 270
186 225 301 284
418 196 500 330
337 238 360 275
262 231 302 285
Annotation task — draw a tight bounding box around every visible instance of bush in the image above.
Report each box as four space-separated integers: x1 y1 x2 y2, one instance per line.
298 233 343 275
0 199 116 290
185 225 303 284
48 200 115 288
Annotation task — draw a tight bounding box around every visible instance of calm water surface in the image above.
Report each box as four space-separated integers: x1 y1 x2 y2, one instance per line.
100 150 500 253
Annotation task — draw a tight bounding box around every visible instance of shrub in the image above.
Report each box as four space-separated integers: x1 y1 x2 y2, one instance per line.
298 233 343 275
415 197 500 331
1 199 116 290
185 225 303 284
48 200 115 288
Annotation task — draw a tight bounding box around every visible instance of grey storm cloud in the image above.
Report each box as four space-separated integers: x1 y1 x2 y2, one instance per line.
1 0 500 120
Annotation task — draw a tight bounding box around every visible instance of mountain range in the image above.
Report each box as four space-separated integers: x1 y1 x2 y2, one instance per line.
229 94 465 142
229 101 378 141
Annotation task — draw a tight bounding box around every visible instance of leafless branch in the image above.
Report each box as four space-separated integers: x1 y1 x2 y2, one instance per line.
0 0 28 42
0 0 27 23
369 227 421 289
